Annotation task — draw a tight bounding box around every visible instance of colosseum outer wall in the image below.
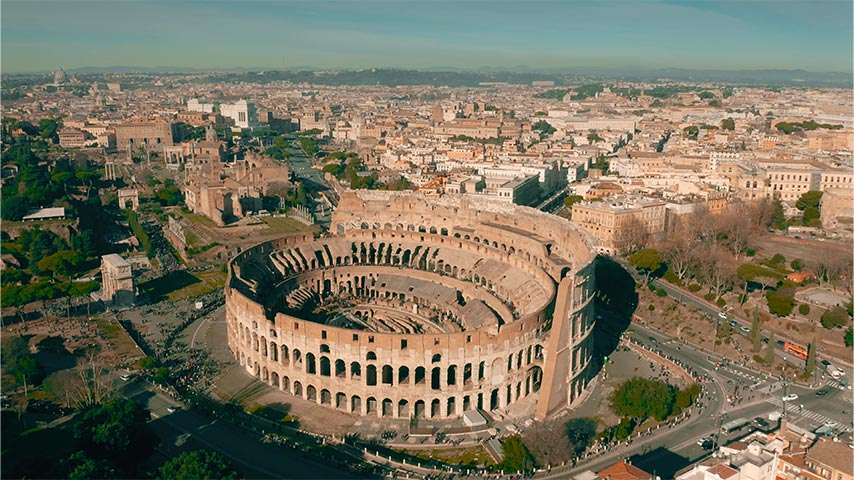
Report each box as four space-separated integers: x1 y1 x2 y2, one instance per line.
225 191 597 421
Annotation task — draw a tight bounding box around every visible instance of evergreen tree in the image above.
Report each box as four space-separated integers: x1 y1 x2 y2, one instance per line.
805 341 816 377
765 331 776 365
751 308 762 353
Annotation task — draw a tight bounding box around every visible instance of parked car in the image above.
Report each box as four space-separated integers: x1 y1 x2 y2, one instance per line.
815 387 831 396
782 393 799 402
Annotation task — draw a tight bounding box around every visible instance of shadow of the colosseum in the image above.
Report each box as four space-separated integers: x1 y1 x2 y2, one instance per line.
590 256 638 378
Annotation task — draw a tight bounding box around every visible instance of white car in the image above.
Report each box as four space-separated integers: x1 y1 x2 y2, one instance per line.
782 394 799 402
718 312 728 320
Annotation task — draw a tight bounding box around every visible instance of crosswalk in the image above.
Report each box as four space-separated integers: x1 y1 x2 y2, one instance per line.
825 379 849 390
768 398 852 433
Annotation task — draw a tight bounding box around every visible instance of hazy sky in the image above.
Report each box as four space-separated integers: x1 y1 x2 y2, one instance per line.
2 0 852 73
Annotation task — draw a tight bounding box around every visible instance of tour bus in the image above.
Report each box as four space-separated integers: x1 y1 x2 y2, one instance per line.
783 341 808 361
721 417 751 434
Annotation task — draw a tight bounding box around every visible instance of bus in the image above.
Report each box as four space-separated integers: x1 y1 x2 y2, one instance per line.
721 417 751 434
784 341 808 361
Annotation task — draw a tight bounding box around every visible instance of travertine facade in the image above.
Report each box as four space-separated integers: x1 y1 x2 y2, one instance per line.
226 191 596 421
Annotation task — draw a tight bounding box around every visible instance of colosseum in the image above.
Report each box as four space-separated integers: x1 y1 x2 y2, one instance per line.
226 190 597 422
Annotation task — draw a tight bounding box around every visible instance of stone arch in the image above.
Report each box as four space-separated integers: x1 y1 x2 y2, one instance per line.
463 363 472 384
320 356 331 376
447 397 456 416
366 397 377 416
293 381 303 396
382 398 393 417
431 399 441 418
282 376 290 393
321 389 332 405
431 353 442 363
293 349 302 364
414 400 426 418
398 399 409 418
431 367 441 390
351 395 362 414
271 371 279 387
381 365 393 385
415 366 426 385
350 361 362 379
335 359 346 378
306 353 317 374
336 392 347 410
398 366 410 384
366 351 377 361
366 365 377 386
447 365 457 385
270 342 278 361
307 385 317 401
490 389 499 410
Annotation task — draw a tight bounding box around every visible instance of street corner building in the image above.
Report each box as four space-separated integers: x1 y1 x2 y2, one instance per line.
225 190 597 422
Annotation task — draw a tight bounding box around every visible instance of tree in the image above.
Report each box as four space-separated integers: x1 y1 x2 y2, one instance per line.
628 248 663 281
765 331 776 364
770 199 788 230
683 125 699 140
73 398 155 471
795 191 822 211
700 247 737 301
805 341 816 377
38 118 61 143
820 306 848 329
620 216 650 254
750 308 762 353
845 328 853 348
498 436 535 473
564 418 597 456
766 285 796 317
532 120 556 137
2 336 43 388
610 377 676 421
564 194 583 213
721 118 735 131
157 450 236 480
673 384 701 414
790 259 804 272
67 451 116 480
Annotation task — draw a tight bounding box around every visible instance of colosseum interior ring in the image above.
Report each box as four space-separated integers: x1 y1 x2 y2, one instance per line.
226 190 597 422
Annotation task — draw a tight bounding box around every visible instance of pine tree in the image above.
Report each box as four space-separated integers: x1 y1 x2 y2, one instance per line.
751 309 762 353
805 341 816 377
765 331 776 365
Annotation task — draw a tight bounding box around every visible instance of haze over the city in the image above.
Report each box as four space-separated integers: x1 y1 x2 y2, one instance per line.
2 0 853 73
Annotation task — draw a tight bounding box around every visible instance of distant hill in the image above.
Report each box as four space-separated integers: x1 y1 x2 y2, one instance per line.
5 66 852 88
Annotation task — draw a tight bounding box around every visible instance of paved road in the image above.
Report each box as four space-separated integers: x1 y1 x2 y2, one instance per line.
537 307 853 478
119 380 358 479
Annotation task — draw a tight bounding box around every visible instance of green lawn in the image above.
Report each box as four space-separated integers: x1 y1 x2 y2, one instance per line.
261 216 315 234
139 269 227 301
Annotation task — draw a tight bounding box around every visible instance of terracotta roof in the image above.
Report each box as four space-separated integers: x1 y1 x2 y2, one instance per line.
597 461 653 480
807 438 854 474
707 464 738 479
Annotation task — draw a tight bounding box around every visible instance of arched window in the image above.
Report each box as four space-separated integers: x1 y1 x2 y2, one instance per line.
320 356 331 376
366 365 377 386
351 361 362 379
382 365 393 385
398 366 410 384
431 367 441 390
447 365 457 385
306 353 316 374
366 351 377 361
415 366 426 385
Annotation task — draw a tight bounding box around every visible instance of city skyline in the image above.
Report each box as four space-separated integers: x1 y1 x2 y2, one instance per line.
2 0 853 74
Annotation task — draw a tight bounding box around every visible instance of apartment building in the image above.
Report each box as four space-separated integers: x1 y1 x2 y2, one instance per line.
571 196 667 254
220 99 257 129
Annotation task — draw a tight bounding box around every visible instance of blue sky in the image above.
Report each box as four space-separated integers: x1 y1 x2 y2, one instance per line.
2 0 852 73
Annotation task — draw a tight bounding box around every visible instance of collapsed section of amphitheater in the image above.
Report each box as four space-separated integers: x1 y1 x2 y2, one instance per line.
226 191 597 422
